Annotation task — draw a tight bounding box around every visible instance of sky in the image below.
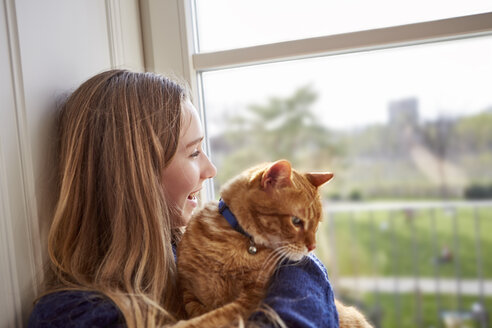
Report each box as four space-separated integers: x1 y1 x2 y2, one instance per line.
194 1 492 135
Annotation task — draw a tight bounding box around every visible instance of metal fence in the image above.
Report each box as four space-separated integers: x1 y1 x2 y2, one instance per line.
321 200 492 328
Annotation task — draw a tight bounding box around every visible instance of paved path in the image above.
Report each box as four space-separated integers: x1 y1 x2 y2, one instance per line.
336 276 492 296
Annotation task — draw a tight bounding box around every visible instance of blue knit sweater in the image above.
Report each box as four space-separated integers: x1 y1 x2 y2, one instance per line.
28 253 339 327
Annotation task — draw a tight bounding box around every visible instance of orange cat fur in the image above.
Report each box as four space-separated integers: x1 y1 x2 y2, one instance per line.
336 299 373 328
176 160 372 328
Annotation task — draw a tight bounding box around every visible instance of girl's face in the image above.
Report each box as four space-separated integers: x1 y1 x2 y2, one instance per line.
161 100 217 227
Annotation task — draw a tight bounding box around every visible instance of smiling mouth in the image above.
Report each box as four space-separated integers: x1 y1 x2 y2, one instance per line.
188 190 200 200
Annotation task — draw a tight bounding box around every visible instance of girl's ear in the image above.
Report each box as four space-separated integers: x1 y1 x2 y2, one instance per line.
305 172 334 188
261 160 293 191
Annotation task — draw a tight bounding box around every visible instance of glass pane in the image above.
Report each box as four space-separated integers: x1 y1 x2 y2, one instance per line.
202 36 492 328
195 0 492 52
204 36 492 200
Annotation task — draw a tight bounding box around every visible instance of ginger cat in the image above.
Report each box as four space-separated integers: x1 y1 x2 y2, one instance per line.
176 160 372 328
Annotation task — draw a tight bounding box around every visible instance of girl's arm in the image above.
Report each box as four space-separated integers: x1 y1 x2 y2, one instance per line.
252 253 339 328
28 291 124 328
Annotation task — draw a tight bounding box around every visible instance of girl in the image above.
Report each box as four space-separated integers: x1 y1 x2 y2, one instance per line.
28 69 338 327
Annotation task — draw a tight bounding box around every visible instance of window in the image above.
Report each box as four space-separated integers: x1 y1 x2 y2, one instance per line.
201 36 492 200
186 3 492 327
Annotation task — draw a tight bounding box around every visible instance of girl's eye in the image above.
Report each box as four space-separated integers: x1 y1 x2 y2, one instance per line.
291 216 303 227
190 150 201 158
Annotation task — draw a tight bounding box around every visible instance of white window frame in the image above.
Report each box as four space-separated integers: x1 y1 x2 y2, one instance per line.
192 12 492 71
141 0 492 200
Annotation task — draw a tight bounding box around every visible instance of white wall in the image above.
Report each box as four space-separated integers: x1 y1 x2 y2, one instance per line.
0 0 144 326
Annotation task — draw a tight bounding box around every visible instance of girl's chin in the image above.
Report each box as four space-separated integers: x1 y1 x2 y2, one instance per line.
180 201 197 224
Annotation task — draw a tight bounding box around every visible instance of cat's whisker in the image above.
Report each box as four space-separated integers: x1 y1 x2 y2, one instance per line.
274 246 290 255
275 245 291 253
273 244 290 252
272 248 290 266
260 249 285 273
262 247 293 274
263 250 281 266
274 246 309 269
271 249 290 266
269 250 294 280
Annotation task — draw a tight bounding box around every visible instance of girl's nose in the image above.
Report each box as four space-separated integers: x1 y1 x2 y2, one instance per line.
202 154 217 179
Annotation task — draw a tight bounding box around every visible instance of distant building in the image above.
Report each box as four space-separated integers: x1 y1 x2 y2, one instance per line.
388 97 419 129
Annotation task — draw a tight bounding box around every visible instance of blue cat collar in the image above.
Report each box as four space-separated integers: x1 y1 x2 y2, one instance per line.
218 199 257 254
218 199 248 236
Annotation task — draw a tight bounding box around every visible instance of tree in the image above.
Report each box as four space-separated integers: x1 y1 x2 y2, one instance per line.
422 116 456 198
214 86 340 189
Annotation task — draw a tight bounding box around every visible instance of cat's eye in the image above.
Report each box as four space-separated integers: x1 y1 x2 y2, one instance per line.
291 216 303 227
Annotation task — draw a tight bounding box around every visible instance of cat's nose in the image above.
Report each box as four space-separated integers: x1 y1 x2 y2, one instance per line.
307 243 316 252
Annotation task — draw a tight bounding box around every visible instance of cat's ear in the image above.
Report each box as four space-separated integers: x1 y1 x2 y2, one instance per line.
306 172 334 188
261 160 293 190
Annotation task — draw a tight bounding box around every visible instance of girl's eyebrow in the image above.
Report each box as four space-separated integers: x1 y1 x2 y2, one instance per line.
186 136 204 148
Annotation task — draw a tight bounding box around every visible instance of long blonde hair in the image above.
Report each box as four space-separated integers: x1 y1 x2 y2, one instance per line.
46 69 187 327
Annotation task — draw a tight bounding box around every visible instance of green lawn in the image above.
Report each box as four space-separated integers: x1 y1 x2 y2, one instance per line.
315 204 492 327
344 292 492 328
316 206 492 278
